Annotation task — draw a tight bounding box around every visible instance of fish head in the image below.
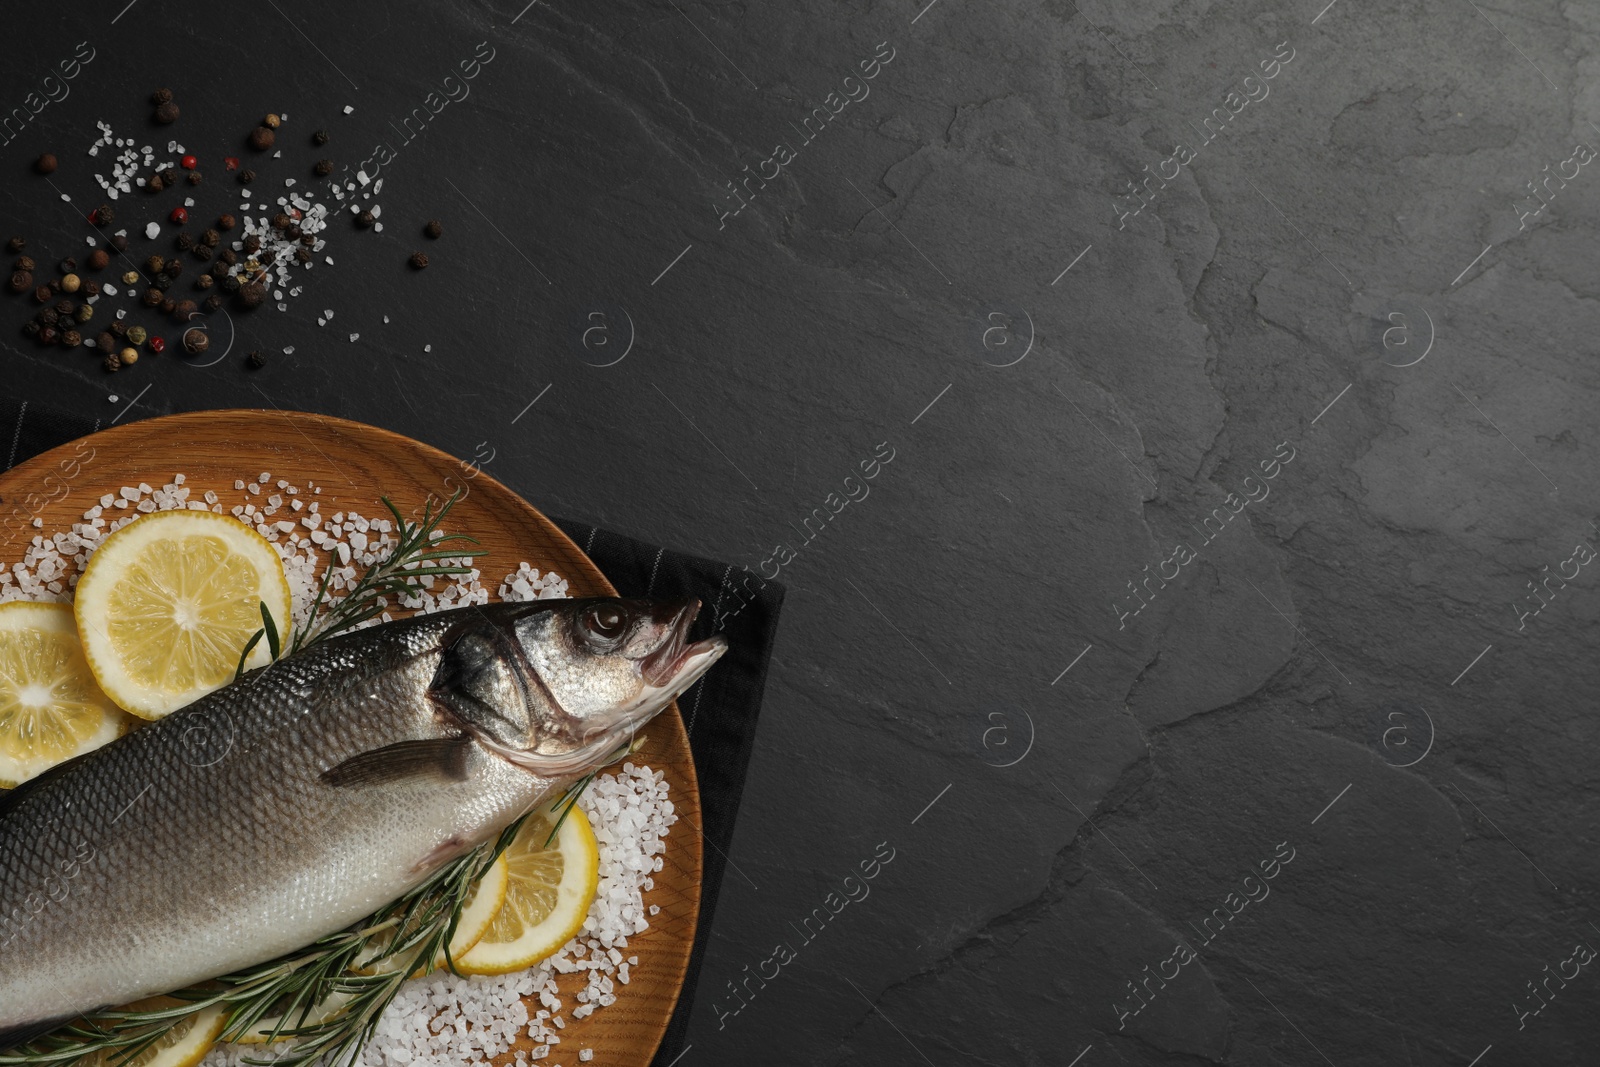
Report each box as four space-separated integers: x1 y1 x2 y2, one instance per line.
431 597 726 776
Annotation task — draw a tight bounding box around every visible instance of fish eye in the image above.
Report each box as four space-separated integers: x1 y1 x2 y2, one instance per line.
583 603 626 639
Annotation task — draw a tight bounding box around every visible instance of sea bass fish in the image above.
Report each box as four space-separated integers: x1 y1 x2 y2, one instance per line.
0 596 725 1046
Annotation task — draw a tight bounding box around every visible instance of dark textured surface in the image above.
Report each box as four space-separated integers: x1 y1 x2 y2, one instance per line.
2 1 1598 1064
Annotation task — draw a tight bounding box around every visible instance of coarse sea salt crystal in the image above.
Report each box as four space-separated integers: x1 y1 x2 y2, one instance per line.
145 222 160 239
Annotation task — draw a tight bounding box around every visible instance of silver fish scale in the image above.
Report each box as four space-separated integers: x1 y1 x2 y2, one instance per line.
0 612 557 1030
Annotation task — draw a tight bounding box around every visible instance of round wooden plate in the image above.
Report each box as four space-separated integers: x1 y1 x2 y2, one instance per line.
0 409 702 1066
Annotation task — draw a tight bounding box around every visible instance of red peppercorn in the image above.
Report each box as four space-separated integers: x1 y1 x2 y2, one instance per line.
224 157 240 172
169 207 188 224
180 154 197 170
149 336 166 353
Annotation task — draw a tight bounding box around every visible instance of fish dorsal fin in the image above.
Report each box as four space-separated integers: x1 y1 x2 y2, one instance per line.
320 735 474 789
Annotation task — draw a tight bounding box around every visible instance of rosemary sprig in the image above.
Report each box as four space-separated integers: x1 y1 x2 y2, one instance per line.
289 490 485 654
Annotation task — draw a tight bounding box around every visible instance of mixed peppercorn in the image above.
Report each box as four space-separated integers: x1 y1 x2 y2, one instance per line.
11 91 445 373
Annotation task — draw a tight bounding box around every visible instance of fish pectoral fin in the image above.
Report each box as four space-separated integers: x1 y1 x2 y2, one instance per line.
0 1012 92 1053
320 735 475 789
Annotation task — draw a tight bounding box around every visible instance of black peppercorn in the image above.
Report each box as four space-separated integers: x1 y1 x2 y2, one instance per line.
221 275 241 294
238 282 267 309
283 223 302 241
196 274 214 290
182 327 209 354
87 249 110 271
312 129 329 146
6 236 24 253
14 256 33 273
408 252 429 269
249 126 275 151
54 299 73 316
38 326 57 345
203 294 223 313
109 320 126 338
425 219 443 239
32 285 50 303
154 101 179 124
58 257 76 273
186 171 202 186
295 248 312 264
151 87 173 105
142 288 163 307
110 234 128 252
356 210 374 229
39 308 58 327
219 248 238 265
241 170 258 188
35 153 57 175
272 213 291 231
103 351 121 372
300 234 316 247
163 257 184 278
217 213 236 231
175 232 195 251
147 173 165 192
96 331 114 353
146 255 165 274
191 244 212 263
243 235 261 254
83 280 100 297
247 349 266 368
172 299 197 321
159 297 176 315
20 320 38 340
200 228 219 247
314 159 333 176
60 329 81 348
9 271 31 292
92 204 114 226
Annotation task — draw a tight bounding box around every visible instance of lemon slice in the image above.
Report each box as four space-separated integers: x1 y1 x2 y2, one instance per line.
437 851 512 970
0 602 134 787
73 511 292 719
81 1000 227 1067
457 803 600 975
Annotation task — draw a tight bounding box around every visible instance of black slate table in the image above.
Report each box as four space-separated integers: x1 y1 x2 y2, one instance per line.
5 2 1600 1064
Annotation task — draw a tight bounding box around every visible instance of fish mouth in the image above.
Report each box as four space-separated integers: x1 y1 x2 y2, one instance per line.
641 599 721 687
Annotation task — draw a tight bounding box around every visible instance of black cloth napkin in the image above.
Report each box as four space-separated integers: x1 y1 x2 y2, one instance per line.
0 398 784 1065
